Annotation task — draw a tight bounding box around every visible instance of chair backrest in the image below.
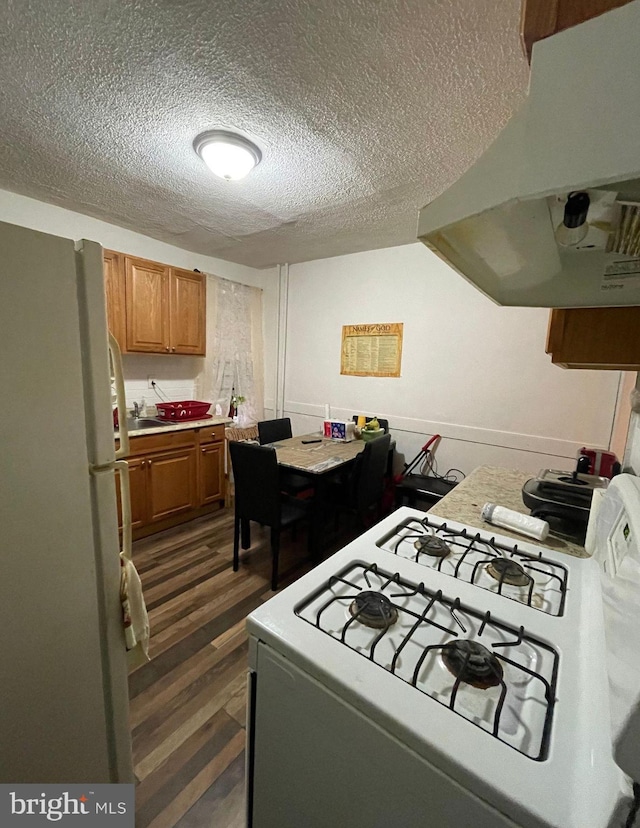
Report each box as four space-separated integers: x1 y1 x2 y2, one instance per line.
350 433 392 514
258 417 293 445
352 415 389 434
229 441 281 526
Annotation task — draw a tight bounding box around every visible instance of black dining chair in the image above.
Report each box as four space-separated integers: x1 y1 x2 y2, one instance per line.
328 433 392 530
257 417 313 498
258 417 293 444
229 440 310 591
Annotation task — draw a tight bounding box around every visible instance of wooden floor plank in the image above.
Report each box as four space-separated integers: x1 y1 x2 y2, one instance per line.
130 630 246 729
130 504 363 828
132 640 247 753
135 710 240 824
145 734 245 828
173 751 246 828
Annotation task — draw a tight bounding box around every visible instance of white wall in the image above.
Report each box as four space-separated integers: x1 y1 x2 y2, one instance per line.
623 375 640 474
284 243 623 477
0 189 279 411
1 188 625 478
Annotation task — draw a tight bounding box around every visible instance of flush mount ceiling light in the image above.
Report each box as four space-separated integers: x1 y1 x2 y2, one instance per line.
194 130 262 181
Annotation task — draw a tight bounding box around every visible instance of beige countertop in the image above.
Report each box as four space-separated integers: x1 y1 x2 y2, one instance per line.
115 415 232 439
428 465 589 558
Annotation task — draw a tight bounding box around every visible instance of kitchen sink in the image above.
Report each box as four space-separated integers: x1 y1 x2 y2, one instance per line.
125 417 176 430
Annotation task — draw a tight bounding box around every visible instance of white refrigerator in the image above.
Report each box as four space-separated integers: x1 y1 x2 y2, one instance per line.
0 220 134 783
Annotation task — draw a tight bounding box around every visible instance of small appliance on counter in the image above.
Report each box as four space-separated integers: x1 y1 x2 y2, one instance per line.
522 456 609 543
323 419 356 442
579 446 620 479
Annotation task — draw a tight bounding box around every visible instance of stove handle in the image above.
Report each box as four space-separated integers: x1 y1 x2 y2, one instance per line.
246 670 257 828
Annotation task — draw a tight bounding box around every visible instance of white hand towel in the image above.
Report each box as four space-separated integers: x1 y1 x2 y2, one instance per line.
120 553 150 669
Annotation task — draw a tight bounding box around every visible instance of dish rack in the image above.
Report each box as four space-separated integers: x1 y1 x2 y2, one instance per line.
155 400 212 421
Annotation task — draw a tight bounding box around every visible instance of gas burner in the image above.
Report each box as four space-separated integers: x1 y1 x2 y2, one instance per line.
349 591 399 629
442 640 504 689
414 535 451 558
376 516 569 616
486 557 532 587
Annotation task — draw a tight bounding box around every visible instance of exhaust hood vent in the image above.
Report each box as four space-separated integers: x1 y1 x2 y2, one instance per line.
417 2 640 308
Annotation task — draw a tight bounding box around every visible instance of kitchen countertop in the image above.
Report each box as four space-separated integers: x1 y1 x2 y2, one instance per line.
428 465 589 558
115 415 233 439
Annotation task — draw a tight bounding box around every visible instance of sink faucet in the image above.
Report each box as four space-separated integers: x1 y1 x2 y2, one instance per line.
133 401 140 419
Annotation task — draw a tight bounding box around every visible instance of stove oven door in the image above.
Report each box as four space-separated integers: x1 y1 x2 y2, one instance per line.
247 642 518 828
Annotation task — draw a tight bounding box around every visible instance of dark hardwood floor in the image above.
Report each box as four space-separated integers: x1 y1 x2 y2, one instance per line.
129 505 356 828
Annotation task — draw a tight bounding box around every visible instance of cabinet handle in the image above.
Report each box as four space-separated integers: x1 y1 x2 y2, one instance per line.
165 346 170 352
141 460 146 467
171 347 176 352
202 448 206 453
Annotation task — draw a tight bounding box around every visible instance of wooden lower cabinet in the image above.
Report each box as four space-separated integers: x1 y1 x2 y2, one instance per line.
128 456 149 530
116 455 148 530
147 447 197 522
117 425 226 538
199 441 224 505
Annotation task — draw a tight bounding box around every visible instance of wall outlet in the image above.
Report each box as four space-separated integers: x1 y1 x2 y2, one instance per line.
147 376 156 389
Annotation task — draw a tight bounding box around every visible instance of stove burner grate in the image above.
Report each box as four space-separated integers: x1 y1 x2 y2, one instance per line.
486 557 532 587
349 591 399 629
441 639 504 689
414 535 451 558
295 561 559 761
376 516 569 616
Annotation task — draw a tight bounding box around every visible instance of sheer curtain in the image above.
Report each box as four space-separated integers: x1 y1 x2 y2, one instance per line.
195 275 264 426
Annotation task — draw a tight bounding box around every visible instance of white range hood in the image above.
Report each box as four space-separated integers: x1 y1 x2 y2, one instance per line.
418 1 640 308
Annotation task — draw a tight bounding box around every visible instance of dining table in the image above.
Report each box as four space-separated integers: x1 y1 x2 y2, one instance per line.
266 432 367 557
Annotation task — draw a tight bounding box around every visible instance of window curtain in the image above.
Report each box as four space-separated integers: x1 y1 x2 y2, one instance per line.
195 275 264 426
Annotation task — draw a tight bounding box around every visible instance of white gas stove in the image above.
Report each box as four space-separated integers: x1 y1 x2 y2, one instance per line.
246 477 640 828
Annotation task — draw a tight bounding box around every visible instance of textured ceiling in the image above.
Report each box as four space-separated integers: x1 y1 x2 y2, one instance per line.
0 0 528 268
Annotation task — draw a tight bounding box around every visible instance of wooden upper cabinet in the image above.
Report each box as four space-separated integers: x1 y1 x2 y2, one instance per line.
520 0 633 62
170 268 206 355
546 307 640 369
104 252 206 356
103 250 126 347
125 256 171 353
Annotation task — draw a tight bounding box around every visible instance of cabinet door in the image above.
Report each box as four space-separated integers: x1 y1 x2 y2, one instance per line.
170 269 206 355
103 250 126 349
125 256 170 353
546 307 640 369
147 447 197 522
116 456 148 530
199 441 224 505
520 0 632 61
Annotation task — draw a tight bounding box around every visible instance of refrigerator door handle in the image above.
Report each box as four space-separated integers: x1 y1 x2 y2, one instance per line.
91 459 133 560
113 459 132 560
109 334 130 460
